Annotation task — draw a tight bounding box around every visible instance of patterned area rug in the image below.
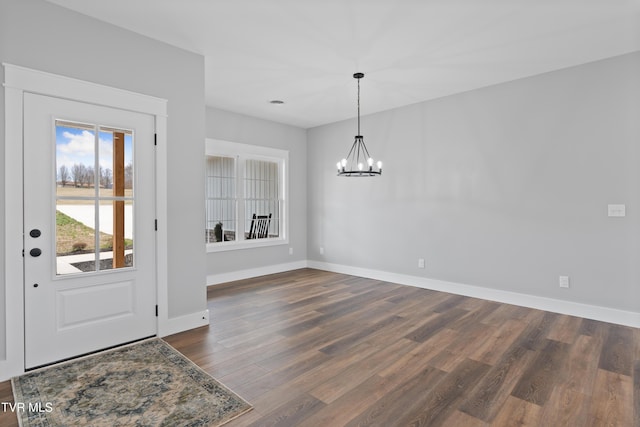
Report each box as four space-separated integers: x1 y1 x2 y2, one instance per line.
12 339 252 427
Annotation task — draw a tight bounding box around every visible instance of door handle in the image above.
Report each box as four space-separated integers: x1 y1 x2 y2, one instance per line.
30 229 41 238
30 248 42 257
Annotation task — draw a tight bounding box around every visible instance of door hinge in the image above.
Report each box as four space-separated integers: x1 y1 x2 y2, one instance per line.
22 249 24 257
155 305 158 317
154 133 157 146
154 219 158 231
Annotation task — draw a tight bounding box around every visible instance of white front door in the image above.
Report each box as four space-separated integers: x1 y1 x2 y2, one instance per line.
23 92 157 369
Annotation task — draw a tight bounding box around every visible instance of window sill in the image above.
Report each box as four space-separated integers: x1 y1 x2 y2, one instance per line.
206 237 289 253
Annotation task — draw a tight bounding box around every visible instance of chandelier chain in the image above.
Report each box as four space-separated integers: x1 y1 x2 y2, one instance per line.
357 76 361 136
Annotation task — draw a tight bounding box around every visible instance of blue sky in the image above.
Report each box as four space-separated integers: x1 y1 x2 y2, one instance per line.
56 125 133 174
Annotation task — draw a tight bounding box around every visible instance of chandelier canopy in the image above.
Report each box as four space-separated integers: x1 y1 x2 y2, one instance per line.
336 73 382 177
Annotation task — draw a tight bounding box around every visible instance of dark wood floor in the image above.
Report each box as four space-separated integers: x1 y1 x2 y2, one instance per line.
167 268 638 426
2 268 638 426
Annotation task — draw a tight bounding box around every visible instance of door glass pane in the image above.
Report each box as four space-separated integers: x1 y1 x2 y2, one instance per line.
99 200 133 271
56 121 95 198
99 128 134 197
56 201 96 275
55 120 134 274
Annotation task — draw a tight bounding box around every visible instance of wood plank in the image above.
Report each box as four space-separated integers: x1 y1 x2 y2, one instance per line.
246 392 325 427
518 311 560 351
598 324 633 376
539 386 589 427
460 345 536 422
377 329 458 382
468 318 527 365
428 322 490 373
238 349 331 400
396 358 491 426
403 307 468 343
563 334 602 396
318 315 404 356
286 341 379 393
443 410 488 427
578 317 607 339
449 300 501 331
482 303 533 327
490 396 542 427
546 314 582 344
431 294 467 313
511 339 570 405
302 372 410 426
587 369 633 427
344 365 447 427
386 287 434 304
310 338 417 404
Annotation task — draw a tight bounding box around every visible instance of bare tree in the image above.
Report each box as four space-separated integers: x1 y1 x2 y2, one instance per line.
59 165 69 187
85 166 95 188
125 162 133 189
71 163 83 188
101 167 113 189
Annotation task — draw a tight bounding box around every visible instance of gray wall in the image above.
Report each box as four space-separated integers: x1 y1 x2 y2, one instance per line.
206 107 307 278
308 52 640 312
0 0 206 359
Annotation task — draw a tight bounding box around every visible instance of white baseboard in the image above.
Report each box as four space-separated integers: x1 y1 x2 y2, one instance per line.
201 259 639 328
0 309 211 381
160 309 210 337
0 359 23 382
307 261 640 328
207 260 308 286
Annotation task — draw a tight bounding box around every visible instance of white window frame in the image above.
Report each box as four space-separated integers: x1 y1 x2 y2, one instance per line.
205 138 289 252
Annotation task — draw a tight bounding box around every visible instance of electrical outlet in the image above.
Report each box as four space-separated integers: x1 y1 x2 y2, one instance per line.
418 258 425 269
319 247 324 255
289 247 293 255
559 276 570 288
608 204 626 217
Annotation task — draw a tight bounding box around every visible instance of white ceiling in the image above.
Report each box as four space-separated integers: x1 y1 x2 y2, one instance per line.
46 0 640 129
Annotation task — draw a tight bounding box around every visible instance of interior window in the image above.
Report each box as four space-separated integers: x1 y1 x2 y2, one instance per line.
205 139 288 251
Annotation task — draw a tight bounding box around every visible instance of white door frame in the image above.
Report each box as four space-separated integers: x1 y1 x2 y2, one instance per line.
2 63 169 380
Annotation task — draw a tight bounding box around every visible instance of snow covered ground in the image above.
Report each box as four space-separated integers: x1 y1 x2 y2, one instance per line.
56 204 133 239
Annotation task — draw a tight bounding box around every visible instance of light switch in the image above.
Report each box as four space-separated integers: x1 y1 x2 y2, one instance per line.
608 204 626 217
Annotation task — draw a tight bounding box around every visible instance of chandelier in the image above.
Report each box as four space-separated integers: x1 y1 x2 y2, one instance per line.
336 72 382 176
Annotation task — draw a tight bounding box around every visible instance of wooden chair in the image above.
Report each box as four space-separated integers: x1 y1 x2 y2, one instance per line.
247 213 271 239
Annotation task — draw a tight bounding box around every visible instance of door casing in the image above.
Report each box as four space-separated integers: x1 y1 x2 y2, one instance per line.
2 63 169 381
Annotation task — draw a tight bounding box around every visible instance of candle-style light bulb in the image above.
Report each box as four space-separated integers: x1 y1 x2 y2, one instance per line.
341 158 347 167
358 162 363 171
367 157 373 167
337 162 342 171
377 161 382 169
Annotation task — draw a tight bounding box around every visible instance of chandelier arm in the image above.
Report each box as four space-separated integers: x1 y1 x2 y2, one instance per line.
344 138 359 161
360 140 371 159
